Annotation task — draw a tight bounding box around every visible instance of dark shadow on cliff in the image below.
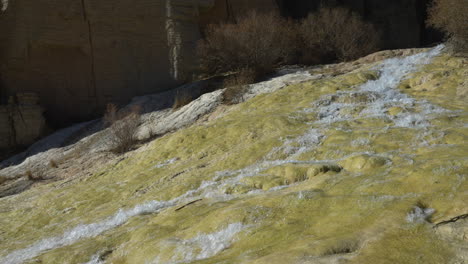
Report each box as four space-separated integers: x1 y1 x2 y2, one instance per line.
0 119 102 167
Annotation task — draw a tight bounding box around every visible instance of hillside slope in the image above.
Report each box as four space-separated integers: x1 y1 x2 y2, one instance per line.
0 45 467 264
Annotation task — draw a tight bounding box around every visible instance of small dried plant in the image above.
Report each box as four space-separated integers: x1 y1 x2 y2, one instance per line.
104 104 142 154
222 69 256 105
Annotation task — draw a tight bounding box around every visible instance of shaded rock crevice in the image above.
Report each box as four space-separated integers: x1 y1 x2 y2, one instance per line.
0 93 46 154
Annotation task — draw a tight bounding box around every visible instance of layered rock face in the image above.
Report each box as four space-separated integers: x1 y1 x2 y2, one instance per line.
0 93 45 151
0 1 190 124
0 0 281 125
0 0 436 126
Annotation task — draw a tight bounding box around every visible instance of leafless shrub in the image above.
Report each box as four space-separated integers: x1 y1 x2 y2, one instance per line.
300 7 380 63
104 104 141 154
197 12 297 78
222 69 256 105
49 159 58 168
26 170 45 181
427 0 468 53
172 91 193 110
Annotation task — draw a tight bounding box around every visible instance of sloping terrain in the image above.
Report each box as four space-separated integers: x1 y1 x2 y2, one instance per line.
0 46 466 264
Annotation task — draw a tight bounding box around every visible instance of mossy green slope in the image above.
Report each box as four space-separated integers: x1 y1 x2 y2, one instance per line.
0 51 466 264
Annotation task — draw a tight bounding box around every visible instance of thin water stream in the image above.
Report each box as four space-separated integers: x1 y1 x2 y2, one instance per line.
1 45 447 264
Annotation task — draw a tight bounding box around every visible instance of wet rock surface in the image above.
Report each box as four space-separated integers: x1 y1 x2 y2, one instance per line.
0 47 466 264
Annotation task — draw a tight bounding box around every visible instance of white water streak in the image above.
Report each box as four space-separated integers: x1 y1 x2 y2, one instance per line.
406 206 435 223
0 200 177 264
153 158 179 169
167 223 245 264
313 45 446 128
1 46 445 264
83 254 104 264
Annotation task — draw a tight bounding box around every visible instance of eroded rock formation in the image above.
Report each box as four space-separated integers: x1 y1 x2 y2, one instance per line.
0 0 437 126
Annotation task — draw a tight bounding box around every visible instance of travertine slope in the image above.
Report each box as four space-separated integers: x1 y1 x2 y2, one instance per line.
0 46 466 264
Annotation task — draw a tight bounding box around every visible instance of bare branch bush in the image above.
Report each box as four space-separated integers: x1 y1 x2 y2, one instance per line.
104 104 141 154
197 12 297 78
222 69 256 105
299 7 380 63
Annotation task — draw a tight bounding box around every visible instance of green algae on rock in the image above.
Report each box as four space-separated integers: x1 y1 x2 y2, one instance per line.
0 45 467 264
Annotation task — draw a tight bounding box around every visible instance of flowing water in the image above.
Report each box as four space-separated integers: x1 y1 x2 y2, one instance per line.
2 45 460 264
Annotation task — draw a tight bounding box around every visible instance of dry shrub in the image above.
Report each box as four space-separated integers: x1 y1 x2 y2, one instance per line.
427 0 468 53
197 12 297 77
222 69 256 105
172 91 193 110
49 159 58 168
26 170 45 181
300 7 380 63
104 103 141 154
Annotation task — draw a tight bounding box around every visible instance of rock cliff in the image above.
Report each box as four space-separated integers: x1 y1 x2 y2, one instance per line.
0 0 439 126
0 0 216 125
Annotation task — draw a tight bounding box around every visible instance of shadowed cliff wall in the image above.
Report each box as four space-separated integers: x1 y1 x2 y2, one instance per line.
0 0 221 126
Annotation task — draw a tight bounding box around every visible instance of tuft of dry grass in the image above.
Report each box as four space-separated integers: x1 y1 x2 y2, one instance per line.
104 104 141 154
26 170 45 181
222 69 256 105
49 159 58 168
